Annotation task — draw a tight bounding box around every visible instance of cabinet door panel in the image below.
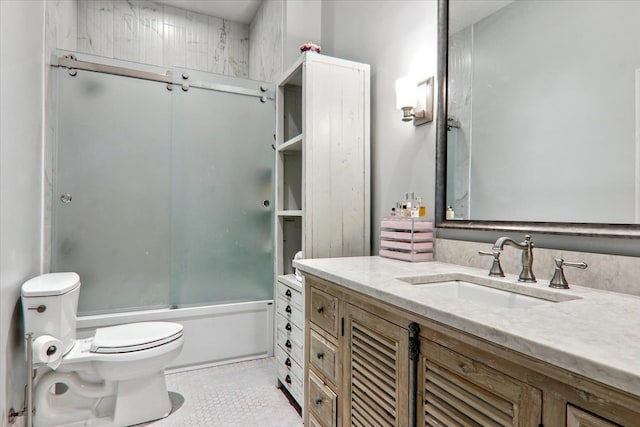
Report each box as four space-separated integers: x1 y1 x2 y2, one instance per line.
343 304 409 427
566 405 620 427
421 339 541 427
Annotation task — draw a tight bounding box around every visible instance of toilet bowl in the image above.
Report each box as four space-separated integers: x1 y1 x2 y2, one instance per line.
21 273 184 427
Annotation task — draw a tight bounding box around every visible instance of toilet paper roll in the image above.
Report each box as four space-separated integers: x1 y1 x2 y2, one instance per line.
32 335 63 370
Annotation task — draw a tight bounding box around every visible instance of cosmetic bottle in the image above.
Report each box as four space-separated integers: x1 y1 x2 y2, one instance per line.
446 206 455 219
416 197 426 217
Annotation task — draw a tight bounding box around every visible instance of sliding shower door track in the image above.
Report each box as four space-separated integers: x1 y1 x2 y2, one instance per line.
53 54 272 100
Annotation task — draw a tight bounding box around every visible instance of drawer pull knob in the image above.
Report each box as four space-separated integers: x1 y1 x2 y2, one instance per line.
315 397 323 405
316 351 324 359
316 306 324 314
285 358 292 367
285 339 292 349
285 374 292 384
285 305 292 313
285 323 292 331
285 289 292 297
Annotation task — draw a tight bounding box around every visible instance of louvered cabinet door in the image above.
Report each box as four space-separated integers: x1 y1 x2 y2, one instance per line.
342 303 409 427
419 339 542 427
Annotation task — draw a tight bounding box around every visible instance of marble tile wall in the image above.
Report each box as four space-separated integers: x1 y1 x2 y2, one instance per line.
75 0 249 78
447 26 472 219
436 238 640 296
249 0 283 83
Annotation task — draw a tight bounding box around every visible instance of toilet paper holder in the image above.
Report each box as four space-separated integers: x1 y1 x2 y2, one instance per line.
8 332 35 426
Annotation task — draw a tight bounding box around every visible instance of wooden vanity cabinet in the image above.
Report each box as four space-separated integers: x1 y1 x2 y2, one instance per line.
342 303 410 427
419 338 542 426
304 274 640 427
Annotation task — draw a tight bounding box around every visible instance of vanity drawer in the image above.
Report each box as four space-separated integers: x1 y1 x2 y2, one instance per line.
276 344 303 383
276 313 304 345
277 280 304 310
277 362 303 404
277 327 303 363
277 296 304 326
308 370 337 427
309 330 338 384
309 287 339 337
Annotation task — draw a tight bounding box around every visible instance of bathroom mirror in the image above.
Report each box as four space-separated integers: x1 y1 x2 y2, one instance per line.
435 0 640 238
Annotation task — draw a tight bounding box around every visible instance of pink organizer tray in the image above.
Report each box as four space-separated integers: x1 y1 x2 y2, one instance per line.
380 230 433 242
379 217 434 262
380 240 434 251
380 218 433 231
379 249 434 262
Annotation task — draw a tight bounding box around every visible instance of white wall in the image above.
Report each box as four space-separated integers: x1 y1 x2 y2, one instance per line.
283 0 321 71
321 0 438 254
0 0 45 424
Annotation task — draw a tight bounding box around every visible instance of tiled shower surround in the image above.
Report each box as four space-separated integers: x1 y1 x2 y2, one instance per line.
77 0 249 77
46 0 283 82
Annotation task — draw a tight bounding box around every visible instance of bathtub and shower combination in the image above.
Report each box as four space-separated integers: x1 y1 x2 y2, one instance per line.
50 52 276 370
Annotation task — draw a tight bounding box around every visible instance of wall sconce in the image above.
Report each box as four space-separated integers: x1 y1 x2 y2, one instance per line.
395 76 434 126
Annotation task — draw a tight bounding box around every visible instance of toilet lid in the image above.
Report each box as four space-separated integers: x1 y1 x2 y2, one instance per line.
91 322 183 354
22 272 80 297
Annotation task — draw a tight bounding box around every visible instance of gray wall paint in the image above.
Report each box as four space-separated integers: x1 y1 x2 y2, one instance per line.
468 1 640 223
321 0 438 255
0 0 44 422
322 0 639 258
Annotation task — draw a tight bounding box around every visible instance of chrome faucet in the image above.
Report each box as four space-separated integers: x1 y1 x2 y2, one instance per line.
492 234 536 283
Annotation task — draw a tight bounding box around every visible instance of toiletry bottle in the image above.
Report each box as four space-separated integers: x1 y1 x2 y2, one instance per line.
417 197 426 217
411 199 419 217
446 206 454 219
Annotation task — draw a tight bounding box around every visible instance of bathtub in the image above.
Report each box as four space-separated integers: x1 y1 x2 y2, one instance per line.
75 300 274 372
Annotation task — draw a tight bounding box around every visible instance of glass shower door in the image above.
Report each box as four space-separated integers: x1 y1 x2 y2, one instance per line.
54 67 172 314
53 57 274 314
170 70 274 307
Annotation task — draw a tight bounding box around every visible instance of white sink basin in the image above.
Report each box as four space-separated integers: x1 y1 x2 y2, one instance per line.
397 273 581 309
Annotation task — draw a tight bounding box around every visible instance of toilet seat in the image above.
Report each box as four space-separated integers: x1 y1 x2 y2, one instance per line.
91 322 183 354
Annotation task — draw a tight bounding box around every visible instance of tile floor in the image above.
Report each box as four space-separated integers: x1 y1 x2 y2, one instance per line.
144 357 303 427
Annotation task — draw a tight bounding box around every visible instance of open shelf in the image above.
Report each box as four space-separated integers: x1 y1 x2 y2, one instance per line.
277 210 303 217
278 134 303 152
277 215 302 275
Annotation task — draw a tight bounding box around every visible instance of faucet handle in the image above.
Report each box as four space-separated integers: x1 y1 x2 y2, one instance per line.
478 250 505 277
549 258 587 289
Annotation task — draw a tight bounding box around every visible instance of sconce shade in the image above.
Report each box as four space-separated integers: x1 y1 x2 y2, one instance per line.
395 77 416 109
395 76 434 126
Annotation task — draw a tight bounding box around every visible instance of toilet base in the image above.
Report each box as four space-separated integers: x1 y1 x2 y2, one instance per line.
113 371 172 426
33 370 173 427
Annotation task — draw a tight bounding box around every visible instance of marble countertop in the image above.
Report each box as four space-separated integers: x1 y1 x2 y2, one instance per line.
293 256 640 397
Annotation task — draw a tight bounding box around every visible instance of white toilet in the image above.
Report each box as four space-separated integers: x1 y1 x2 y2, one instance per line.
21 272 184 427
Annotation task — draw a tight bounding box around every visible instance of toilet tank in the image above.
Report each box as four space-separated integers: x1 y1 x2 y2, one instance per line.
21 273 81 355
